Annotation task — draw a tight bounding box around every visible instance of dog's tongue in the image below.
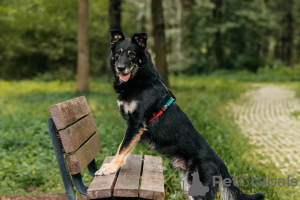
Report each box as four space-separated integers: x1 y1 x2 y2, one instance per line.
120 73 130 82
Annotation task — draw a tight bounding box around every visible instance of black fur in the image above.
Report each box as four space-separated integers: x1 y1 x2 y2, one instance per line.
109 30 264 200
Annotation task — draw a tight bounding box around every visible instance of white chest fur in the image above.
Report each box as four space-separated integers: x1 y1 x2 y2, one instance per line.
117 100 138 114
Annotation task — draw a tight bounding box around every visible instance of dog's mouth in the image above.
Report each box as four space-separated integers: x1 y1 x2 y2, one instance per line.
119 72 131 82
116 63 138 83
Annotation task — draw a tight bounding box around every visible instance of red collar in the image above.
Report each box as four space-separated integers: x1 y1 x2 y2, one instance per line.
149 98 174 123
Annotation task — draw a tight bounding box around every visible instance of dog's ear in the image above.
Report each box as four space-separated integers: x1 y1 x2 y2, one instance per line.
110 30 125 45
131 33 147 48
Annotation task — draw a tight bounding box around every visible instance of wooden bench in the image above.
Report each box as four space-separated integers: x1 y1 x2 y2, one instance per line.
47 96 165 200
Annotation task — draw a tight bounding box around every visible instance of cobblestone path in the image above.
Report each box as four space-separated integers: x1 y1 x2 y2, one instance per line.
231 85 300 176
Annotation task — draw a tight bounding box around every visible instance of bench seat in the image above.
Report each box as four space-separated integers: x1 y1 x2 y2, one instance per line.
87 155 164 200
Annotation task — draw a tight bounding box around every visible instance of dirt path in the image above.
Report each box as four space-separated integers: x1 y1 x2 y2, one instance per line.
232 85 300 176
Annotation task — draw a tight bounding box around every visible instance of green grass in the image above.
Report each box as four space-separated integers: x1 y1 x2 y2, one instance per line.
290 111 300 119
0 76 298 199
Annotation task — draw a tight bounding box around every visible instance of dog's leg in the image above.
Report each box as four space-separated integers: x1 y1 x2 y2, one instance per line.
95 127 146 176
200 165 220 200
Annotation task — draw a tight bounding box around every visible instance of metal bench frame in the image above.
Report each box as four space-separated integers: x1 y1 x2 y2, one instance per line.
47 117 98 200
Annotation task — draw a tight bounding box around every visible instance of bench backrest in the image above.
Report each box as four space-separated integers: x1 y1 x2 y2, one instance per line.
48 96 100 174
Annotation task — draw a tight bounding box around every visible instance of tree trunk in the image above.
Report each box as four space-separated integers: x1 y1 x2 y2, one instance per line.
285 0 294 66
107 0 122 81
298 41 300 63
151 0 170 87
274 39 280 60
180 0 195 69
109 0 121 30
261 40 269 60
211 0 223 70
181 0 195 44
76 0 90 92
281 37 286 63
137 1 147 33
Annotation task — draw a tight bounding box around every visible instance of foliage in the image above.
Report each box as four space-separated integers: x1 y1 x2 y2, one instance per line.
186 0 300 73
1 77 298 199
1 0 300 79
205 64 300 82
0 0 109 79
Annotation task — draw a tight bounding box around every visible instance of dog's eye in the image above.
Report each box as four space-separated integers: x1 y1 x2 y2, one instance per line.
129 52 135 58
115 50 121 55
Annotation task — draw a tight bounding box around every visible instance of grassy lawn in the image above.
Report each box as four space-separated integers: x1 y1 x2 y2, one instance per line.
0 76 298 199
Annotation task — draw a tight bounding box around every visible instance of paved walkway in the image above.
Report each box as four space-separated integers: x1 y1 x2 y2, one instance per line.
231 85 300 176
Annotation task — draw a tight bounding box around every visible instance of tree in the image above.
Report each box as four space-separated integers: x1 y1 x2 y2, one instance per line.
107 0 122 81
282 0 294 66
151 0 170 87
76 0 90 92
179 0 195 70
109 0 121 30
211 0 223 70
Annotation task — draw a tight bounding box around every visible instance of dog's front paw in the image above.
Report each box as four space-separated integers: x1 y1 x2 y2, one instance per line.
95 163 119 176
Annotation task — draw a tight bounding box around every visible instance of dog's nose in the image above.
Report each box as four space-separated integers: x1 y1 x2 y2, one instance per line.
117 64 125 72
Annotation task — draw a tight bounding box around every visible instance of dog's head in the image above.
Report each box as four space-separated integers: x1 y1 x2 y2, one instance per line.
109 30 148 83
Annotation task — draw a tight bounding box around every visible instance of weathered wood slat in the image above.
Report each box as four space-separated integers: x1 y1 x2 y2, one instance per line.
49 96 91 130
87 156 118 199
58 114 97 153
139 155 164 200
113 154 143 198
66 133 100 174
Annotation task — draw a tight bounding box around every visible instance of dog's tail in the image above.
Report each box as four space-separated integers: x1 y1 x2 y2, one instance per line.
219 163 264 200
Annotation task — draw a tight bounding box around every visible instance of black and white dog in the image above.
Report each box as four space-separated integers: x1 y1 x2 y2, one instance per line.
95 30 264 200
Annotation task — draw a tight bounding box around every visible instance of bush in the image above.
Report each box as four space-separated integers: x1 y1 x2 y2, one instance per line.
206 65 300 82
34 67 75 82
